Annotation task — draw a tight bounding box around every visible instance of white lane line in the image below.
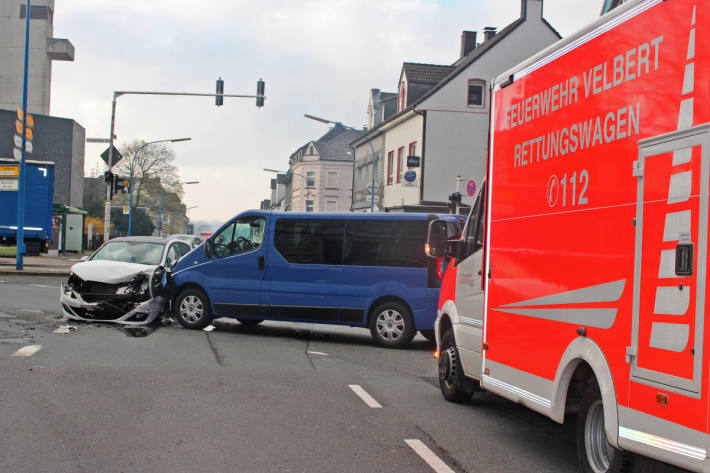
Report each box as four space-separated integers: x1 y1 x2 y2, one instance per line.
306 350 329 356
405 439 455 473
348 384 382 408
20 309 43 314
0 280 7 283
11 344 42 357
30 284 55 289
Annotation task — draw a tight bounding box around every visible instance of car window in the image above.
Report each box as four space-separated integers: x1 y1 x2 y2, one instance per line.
176 242 191 257
92 241 165 265
213 216 266 258
165 244 181 267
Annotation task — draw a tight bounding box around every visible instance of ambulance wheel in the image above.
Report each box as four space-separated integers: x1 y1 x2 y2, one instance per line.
175 288 212 330
237 318 263 327
369 301 416 348
577 384 633 473
438 330 474 403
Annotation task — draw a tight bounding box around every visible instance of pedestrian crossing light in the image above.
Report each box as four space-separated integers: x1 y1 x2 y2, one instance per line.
215 77 224 106
256 79 265 108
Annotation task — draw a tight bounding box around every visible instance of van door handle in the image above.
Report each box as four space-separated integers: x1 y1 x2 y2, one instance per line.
258 255 265 270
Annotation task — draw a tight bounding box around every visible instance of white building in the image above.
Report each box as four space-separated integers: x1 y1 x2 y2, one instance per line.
286 124 360 212
352 0 561 212
0 0 74 114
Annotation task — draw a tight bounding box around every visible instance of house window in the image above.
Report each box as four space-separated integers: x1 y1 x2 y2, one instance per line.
327 171 338 188
326 200 337 212
309 145 315 155
20 5 52 21
307 172 316 188
396 147 404 183
306 200 314 212
387 151 394 185
408 142 417 166
467 79 485 107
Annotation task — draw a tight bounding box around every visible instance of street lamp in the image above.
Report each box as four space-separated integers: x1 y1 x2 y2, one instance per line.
304 114 377 212
158 180 199 237
128 137 191 236
263 168 310 211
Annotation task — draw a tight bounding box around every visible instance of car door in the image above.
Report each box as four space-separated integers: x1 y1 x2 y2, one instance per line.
200 215 268 316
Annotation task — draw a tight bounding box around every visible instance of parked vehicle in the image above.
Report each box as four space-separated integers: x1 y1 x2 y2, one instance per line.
169 234 203 248
170 211 464 347
60 237 192 325
426 1 710 471
0 159 54 255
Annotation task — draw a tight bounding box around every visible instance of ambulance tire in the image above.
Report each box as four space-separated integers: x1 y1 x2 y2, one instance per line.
438 330 474 403
577 384 633 473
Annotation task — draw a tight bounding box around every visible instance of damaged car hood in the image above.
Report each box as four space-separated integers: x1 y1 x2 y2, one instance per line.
70 260 156 283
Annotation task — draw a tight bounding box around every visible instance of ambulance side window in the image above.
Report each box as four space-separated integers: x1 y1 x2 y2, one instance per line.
464 184 485 257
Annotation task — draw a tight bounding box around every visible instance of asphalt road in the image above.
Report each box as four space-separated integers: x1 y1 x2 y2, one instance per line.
0 275 685 473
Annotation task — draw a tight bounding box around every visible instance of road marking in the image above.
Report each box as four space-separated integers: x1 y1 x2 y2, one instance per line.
11 344 42 357
0 280 6 283
20 309 43 314
348 384 382 408
306 350 328 356
404 439 455 473
30 284 55 289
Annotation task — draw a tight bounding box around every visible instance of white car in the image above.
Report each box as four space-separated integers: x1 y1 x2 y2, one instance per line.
59 237 192 325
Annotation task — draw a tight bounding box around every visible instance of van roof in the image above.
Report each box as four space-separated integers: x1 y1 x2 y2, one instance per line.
236 210 464 222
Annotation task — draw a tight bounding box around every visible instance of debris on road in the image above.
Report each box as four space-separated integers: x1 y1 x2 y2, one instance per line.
203 324 215 332
53 324 76 334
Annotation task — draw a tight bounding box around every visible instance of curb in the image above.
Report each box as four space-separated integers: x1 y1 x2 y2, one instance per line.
0 269 70 276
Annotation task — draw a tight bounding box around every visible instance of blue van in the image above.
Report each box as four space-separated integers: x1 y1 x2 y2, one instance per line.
169 211 464 347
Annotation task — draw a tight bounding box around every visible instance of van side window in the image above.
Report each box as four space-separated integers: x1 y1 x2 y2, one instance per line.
344 220 427 268
274 219 345 264
213 216 266 258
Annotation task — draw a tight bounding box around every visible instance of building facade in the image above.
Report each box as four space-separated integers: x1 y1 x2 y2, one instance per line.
352 0 561 212
0 0 75 115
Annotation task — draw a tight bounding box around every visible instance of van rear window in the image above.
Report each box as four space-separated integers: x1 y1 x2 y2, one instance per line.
344 220 427 268
274 219 345 265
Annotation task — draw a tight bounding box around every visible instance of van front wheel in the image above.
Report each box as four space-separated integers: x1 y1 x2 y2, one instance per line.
175 288 213 330
369 301 416 348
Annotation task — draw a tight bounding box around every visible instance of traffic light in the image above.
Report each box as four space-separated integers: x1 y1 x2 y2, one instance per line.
215 77 224 106
256 79 265 108
448 192 462 214
112 175 130 195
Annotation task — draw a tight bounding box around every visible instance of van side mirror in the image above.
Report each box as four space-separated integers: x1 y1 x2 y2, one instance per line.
204 239 213 258
426 220 448 258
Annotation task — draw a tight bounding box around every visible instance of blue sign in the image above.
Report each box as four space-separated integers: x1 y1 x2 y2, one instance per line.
404 170 417 182
466 179 477 197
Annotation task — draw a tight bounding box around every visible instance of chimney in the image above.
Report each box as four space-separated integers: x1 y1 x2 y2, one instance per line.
483 26 496 42
521 0 544 19
460 30 477 57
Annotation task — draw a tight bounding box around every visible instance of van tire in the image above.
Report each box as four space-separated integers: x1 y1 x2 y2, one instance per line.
439 329 475 403
577 383 633 473
175 288 212 330
369 301 416 348
237 318 263 327
420 330 436 343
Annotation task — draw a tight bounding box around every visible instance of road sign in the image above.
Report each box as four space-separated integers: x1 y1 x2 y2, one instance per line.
0 165 19 177
13 148 22 162
407 155 420 167
15 120 33 140
100 145 123 167
0 179 19 191
466 179 477 197
122 205 129 215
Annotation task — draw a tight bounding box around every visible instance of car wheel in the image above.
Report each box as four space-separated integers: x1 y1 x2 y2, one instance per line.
438 329 475 403
577 384 633 473
369 301 416 348
237 318 263 327
175 288 212 330
419 329 436 343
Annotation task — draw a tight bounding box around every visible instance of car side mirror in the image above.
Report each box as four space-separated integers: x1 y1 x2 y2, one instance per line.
204 239 213 258
426 220 448 258
80 255 90 262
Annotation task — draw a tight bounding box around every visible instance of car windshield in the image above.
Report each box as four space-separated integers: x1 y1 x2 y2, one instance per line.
91 241 165 265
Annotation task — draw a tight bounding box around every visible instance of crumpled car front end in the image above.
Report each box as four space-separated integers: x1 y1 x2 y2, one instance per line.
60 260 167 325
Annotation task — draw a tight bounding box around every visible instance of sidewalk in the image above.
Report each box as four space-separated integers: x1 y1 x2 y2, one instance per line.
0 254 81 276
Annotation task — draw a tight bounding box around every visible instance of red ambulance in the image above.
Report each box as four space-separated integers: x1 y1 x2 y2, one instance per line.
425 1 710 471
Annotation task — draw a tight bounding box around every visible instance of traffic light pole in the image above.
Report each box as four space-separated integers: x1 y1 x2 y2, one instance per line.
102 87 265 242
15 0 31 270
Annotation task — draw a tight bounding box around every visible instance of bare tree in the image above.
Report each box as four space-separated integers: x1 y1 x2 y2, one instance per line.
113 140 184 210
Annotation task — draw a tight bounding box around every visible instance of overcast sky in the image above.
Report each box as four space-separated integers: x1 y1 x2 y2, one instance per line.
49 0 602 223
